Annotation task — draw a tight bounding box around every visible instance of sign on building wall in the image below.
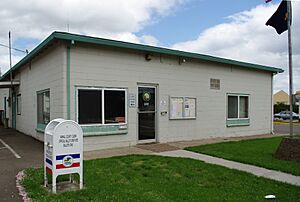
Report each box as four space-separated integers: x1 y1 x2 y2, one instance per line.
44 118 83 193
169 97 196 119
128 93 136 108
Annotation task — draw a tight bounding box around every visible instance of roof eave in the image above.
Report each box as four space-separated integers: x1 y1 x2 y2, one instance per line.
52 32 283 74
0 31 284 81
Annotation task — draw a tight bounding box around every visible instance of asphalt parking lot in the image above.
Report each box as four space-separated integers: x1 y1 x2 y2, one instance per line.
0 127 43 202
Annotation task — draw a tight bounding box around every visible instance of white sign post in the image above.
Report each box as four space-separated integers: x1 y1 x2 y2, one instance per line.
44 118 83 193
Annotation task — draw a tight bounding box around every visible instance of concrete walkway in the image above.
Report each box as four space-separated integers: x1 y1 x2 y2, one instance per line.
157 150 300 186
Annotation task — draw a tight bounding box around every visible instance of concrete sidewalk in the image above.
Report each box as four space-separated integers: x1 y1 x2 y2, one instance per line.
84 134 286 159
157 150 300 186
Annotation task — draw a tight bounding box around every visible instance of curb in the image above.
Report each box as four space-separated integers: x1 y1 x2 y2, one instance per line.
16 170 30 202
273 122 300 126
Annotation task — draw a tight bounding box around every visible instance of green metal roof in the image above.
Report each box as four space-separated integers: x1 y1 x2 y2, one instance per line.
0 31 283 81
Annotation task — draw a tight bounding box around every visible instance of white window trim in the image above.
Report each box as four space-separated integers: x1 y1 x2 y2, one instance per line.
76 87 127 126
227 94 250 120
37 89 50 125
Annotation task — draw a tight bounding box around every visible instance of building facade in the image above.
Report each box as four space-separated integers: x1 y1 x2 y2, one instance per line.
273 90 289 105
0 32 283 151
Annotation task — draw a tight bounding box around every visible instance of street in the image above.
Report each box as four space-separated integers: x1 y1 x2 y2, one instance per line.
274 123 300 134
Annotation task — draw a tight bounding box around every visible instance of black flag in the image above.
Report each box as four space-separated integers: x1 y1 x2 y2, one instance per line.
266 0 291 34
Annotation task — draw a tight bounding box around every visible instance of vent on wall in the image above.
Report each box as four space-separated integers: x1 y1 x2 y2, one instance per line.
210 78 220 90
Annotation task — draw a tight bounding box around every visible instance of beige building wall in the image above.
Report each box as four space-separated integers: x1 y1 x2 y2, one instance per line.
69 43 273 151
273 90 289 105
13 43 67 141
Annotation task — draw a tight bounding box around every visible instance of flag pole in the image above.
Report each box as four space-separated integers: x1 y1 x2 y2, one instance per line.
287 0 293 136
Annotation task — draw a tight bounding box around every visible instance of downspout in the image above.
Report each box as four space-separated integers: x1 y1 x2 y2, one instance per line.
67 46 71 120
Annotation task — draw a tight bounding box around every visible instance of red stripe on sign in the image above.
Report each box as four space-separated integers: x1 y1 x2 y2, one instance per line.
56 162 80 169
46 167 52 174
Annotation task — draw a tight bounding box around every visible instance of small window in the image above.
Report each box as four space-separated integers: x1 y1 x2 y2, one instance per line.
37 90 50 125
210 78 220 90
77 88 126 125
228 96 238 118
227 94 249 119
239 96 249 118
104 90 125 124
78 90 102 124
17 94 21 115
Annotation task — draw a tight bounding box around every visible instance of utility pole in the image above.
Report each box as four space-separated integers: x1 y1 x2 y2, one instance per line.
9 31 13 128
287 0 293 136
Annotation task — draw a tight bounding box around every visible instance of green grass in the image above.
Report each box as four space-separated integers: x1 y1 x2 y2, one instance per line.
22 155 300 202
186 136 300 176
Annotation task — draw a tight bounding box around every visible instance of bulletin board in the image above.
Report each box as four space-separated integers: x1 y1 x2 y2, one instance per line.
169 96 196 119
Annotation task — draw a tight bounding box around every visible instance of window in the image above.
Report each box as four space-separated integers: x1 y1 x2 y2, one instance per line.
17 94 21 115
104 90 125 124
78 90 102 124
77 88 126 125
37 90 50 125
210 78 220 90
227 94 249 119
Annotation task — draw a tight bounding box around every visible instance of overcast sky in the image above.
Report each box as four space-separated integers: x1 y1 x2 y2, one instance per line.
0 0 299 93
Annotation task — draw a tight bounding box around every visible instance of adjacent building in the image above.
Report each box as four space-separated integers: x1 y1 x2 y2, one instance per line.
0 32 283 151
273 90 289 105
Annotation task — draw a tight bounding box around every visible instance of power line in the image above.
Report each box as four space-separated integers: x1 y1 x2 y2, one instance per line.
0 43 28 54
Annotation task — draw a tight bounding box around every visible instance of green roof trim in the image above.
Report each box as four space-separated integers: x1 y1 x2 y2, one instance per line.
0 31 283 81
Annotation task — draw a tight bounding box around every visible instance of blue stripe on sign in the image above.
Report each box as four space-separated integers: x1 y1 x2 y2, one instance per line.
46 158 52 165
56 153 80 160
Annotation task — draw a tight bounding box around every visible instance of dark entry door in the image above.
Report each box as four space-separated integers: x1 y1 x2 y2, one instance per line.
138 86 156 141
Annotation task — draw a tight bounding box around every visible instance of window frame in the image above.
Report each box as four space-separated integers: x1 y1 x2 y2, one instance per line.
36 89 50 126
227 93 249 120
76 87 127 126
17 94 21 115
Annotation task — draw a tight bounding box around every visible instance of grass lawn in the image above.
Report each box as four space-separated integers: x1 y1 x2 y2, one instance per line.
186 136 300 176
22 155 300 202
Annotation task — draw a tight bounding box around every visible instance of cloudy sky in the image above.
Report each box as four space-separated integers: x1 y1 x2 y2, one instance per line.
0 0 299 93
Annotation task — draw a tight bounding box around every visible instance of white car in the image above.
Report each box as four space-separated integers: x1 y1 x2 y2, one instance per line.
274 111 299 120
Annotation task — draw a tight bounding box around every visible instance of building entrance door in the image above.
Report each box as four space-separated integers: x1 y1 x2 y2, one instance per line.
138 86 156 142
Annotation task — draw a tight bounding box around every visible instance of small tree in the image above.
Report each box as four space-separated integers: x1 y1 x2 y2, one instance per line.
274 102 288 114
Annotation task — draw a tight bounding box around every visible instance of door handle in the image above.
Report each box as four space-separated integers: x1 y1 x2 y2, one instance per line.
138 111 156 114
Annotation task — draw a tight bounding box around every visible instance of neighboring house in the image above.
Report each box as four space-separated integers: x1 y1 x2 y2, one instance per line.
273 90 289 105
0 88 9 125
0 32 283 151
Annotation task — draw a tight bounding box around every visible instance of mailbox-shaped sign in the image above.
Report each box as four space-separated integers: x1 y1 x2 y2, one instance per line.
44 118 83 193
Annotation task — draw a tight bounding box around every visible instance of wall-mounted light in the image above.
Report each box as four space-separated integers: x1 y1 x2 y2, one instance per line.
145 53 153 61
179 57 186 65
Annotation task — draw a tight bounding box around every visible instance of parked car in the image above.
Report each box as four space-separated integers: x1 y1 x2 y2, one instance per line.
274 111 300 120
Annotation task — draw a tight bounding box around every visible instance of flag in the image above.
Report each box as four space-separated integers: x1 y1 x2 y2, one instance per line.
266 0 291 34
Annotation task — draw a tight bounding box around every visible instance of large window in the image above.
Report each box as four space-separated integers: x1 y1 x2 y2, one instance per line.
227 94 249 119
37 90 50 125
77 88 126 125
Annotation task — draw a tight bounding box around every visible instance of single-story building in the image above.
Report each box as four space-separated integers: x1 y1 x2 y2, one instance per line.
0 31 283 151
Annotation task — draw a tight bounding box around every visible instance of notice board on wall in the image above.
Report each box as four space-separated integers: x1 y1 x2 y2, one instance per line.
169 97 196 119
